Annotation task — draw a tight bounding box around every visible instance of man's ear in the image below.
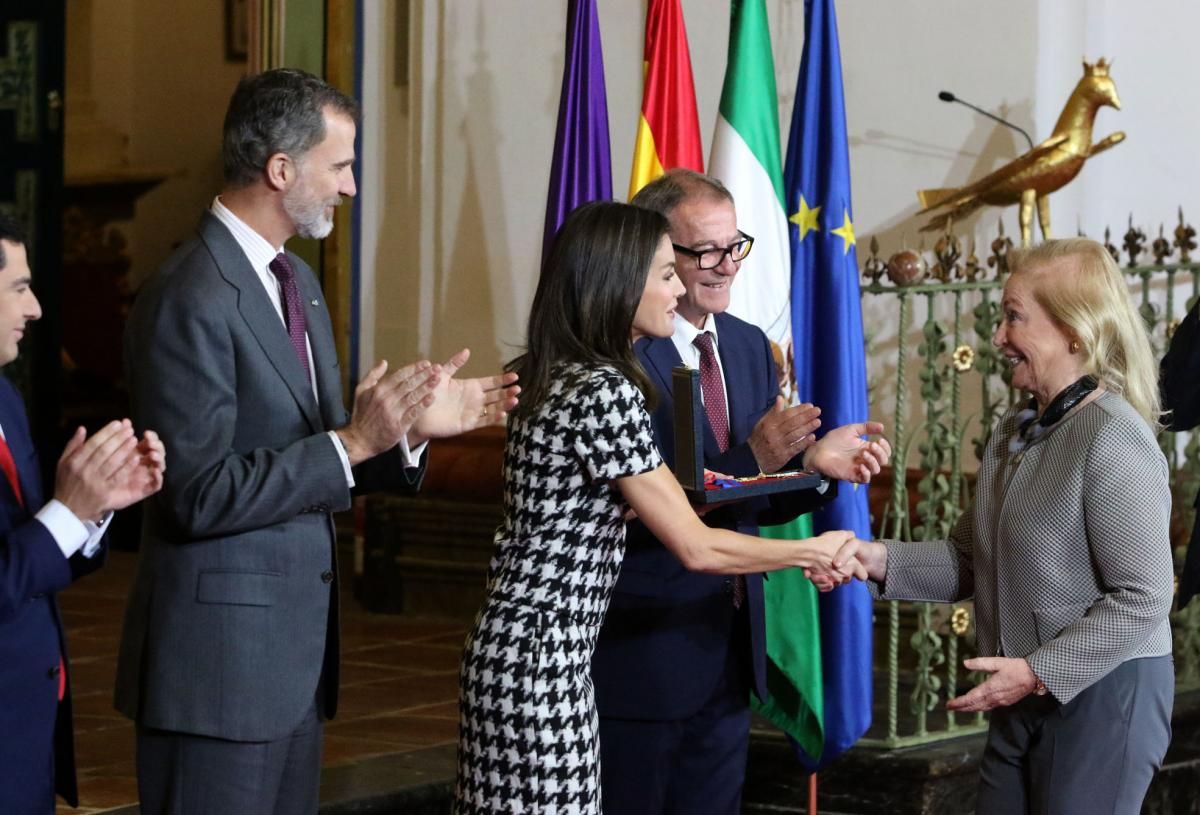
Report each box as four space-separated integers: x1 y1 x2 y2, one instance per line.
264 152 294 191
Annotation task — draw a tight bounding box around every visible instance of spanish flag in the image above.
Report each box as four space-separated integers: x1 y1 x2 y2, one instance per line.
628 0 703 199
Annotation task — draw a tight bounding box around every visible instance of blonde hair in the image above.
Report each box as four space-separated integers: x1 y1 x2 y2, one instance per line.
1007 238 1161 431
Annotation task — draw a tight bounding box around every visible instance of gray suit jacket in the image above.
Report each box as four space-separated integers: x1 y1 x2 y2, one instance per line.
875 392 1173 703
115 213 422 741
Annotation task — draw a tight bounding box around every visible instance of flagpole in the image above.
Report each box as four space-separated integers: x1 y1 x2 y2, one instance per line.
808 773 818 815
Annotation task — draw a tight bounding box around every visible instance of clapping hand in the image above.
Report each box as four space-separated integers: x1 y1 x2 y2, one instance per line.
108 429 166 509
338 359 443 464
409 349 520 445
803 422 891 484
54 421 167 522
748 397 822 474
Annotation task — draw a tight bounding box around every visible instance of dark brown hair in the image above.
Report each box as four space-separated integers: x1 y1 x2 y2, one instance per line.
222 68 361 187
510 201 668 417
0 213 26 269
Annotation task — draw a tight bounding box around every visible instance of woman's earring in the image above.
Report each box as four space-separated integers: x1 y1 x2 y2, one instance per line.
1069 340 1081 354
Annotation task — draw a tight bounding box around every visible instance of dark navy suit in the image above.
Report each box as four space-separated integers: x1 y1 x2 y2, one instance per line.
593 312 832 814
1162 296 1200 608
0 376 101 812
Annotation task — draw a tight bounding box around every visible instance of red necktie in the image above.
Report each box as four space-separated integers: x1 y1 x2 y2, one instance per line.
692 333 744 609
0 435 64 698
0 434 23 507
269 253 311 381
693 332 730 452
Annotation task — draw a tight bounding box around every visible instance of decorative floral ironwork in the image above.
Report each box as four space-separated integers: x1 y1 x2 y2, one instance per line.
951 607 971 636
952 345 975 372
914 314 955 542
962 239 982 282
931 231 961 283
987 219 1013 276
1176 208 1196 263
863 235 886 285
1152 225 1173 265
910 606 945 723
1104 226 1120 262
1123 215 1146 268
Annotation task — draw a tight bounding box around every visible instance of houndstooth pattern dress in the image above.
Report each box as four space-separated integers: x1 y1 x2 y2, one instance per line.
454 364 663 814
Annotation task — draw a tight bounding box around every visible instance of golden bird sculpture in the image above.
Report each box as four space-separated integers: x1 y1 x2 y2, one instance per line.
918 58 1124 246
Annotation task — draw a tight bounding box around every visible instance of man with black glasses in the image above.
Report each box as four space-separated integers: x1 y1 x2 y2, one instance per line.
594 169 888 815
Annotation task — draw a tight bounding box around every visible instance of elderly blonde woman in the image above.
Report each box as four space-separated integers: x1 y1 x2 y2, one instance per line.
852 238 1174 815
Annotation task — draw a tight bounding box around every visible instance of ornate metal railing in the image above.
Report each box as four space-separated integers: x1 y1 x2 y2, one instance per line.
858 212 1200 748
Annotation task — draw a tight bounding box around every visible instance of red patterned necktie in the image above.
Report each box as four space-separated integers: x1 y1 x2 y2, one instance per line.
0 434 65 697
692 332 730 452
269 253 311 380
692 333 744 609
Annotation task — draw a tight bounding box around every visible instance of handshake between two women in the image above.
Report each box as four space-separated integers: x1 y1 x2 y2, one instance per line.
803 532 882 592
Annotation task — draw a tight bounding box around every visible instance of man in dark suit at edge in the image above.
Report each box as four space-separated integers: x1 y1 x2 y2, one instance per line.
594 169 889 815
1161 295 1200 608
115 69 519 815
0 213 166 814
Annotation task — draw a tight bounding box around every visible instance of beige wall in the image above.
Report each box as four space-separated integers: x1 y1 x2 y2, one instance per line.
73 0 247 288
129 0 248 286
76 0 1200 409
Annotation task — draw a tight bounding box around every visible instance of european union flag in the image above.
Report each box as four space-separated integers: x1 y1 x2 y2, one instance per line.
784 0 873 769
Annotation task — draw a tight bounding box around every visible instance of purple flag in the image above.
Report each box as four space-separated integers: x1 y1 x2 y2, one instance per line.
542 0 612 261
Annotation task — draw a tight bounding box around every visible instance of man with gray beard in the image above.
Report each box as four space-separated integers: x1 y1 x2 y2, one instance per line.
116 69 518 815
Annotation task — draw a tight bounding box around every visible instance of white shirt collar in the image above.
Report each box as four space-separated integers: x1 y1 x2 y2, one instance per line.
673 311 720 348
210 196 283 274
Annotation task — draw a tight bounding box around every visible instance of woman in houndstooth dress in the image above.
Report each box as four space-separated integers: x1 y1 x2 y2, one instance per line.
454 363 660 813
453 202 870 814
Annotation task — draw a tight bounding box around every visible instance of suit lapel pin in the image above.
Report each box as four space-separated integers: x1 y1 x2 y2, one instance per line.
311 299 319 306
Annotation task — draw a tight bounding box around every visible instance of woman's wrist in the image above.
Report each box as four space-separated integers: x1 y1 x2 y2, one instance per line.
1024 659 1048 696
858 540 888 581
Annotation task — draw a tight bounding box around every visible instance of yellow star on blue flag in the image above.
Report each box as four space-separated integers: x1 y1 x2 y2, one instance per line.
789 195 821 242
830 208 855 254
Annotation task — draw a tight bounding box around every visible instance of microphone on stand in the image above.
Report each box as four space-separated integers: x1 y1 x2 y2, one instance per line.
938 90 1035 151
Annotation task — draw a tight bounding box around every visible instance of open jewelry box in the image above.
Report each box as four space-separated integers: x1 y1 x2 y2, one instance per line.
671 366 824 505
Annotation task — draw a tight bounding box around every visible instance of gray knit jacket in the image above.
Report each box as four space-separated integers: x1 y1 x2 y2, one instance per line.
875 391 1174 703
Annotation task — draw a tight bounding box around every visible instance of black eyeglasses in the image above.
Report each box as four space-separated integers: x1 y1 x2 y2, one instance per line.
672 232 755 270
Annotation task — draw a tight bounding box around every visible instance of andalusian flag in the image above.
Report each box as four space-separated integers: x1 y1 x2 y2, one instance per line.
628 0 703 198
543 0 612 261
708 0 791 348
787 0 873 769
709 0 825 762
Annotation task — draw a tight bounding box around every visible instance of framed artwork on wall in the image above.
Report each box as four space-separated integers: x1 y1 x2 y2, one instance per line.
226 0 248 61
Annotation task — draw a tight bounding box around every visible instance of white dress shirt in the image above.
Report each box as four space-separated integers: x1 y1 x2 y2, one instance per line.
0 422 107 560
669 312 732 420
669 312 827 486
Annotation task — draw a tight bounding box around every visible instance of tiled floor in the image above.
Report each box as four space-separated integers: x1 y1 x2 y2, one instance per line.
56 548 468 814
